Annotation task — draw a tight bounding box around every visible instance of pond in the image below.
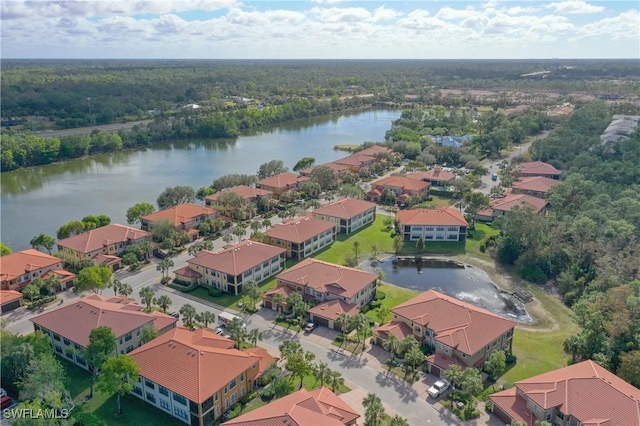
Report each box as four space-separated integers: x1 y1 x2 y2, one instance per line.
363 257 531 322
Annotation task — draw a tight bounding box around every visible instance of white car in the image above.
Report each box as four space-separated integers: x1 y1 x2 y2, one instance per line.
214 327 224 335
427 379 450 398
304 322 315 332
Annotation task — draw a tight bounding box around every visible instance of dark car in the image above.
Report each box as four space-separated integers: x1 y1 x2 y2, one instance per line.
170 312 180 319
1 395 14 410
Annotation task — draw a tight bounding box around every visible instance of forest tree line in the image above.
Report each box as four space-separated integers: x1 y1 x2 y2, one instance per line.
2 59 638 127
492 100 640 378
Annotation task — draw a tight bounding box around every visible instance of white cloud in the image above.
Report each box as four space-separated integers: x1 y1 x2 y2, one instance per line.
435 6 478 20
371 6 401 22
546 0 605 14
310 7 372 23
506 6 540 15
309 0 346 4
578 9 640 39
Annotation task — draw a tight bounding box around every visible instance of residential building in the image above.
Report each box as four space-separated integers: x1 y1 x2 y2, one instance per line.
264 216 337 260
308 299 360 330
366 175 430 204
312 198 376 234
140 203 222 241
406 167 457 187
477 193 547 222
255 173 310 199
264 258 377 311
222 387 359 426
130 327 278 426
174 240 286 295
0 249 75 291
357 145 393 157
57 224 152 266
1 290 23 313
516 161 562 179
489 360 640 426
396 208 468 242
299 162 350 177
31 294 177 370
374 290 516 377
204 185 272 218
333 153 375 173
511 176 562 198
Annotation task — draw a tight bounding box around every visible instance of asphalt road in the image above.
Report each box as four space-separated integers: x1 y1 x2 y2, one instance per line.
33 120 153 138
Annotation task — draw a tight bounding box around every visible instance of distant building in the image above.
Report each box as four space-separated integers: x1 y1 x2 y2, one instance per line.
366 175 430 204
255 173 309 200
0 249 75 291
1 290 23 313
516 161 561 179
477 193 548 221
396 208 468 242
406 167 457 187
511 176 562 198
264 216 337 260
432 135 473 148
31 294 177 370
140 203 222 241
312 198 377 234
205 185 272 219
599 114 640 145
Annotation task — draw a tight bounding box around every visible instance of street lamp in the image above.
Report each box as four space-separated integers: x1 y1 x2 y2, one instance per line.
87 97 93 126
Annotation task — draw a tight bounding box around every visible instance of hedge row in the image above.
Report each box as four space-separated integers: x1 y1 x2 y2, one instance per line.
27 295 56 310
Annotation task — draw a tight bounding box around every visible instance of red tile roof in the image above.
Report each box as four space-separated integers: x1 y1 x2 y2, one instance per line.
373 321 413 342
490 360 640 426
490 193 547 214
511 176 562 194
313 198 376 220
333 153 374 167
357 145 392 156
277 258 377 298
265 216 336 244
372 175 430 192
256 173 309 189
222 387 359 426
426 353 469 371
0 249 62 282
517 161 561 177
140 203 218 227
205 185 272 203
391 290 516 355
243 347 279 378
130 327 264 404
41 269 77 282
94 254 121 266
263 285 294 300
396 208 468 227
406 168 456 182
309 299 360 322
57 224 151 254
173 265 202 279
30 294 177 346
1 290 23 305
301 162 351 176
187 240 285 276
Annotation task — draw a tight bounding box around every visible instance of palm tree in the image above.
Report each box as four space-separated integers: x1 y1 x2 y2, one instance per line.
203 240 214 251
389 415 410 426
153 295 172 313
233 225 247 242
119 282 133 297
461 368 483 416
139 286 155 312
156 259 174 280
271 293 286 313
404 345 425 380
336 313 352 344
140 241 154 260
352 241 360 260
327 370 345 393
179 304 197 329
44 274 63 293
111 279 123 296
370 243 379 258
376 306 390 325
249 221 261 234
247 328 263 346
382 335 402 368
402 335 420 353
261 218 272 230
443 365 464 401
196 311 215 328
362 393 385 426
222 234 233 245
313 361 331 387
307 199 320 210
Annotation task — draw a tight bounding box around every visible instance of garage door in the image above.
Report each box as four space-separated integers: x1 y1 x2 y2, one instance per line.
264 300 273 310
313 316 329 328
430 365 442 377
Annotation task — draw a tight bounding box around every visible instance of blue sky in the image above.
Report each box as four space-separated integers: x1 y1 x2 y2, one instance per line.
1 0 638 58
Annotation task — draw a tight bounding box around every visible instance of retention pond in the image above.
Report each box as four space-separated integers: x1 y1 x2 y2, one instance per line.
363 257 531 322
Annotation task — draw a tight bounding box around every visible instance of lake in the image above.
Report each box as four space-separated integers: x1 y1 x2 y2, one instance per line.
363 257 531 322
1 109 401 250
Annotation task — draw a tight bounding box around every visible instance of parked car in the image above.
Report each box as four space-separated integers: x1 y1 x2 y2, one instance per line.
428 379 451 398
1 395 14 410
170 312 180 319
214 327 224 335
223 333 231 339
304 322 315 333
491 173 498 181
0 388 6 398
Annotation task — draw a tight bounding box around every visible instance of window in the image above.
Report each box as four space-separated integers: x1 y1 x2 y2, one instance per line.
125 332 132 342
133 387 142 396
214 393 218 401
145 379 155 389
174 406 189 421
53 334 61 341
240 373 244 382
224 386 228 394
55 345 63 353
137 329 141 336
263 261 270 268
159 399 170 411
230 393 237 404
448 226 458 231
126 345 134 353
229 379 237 390
436 226 445 231
173 393 187 405
146 392 156 403
243 270 252 278
63 338 70 345
215 406 220 417
159 386 169 397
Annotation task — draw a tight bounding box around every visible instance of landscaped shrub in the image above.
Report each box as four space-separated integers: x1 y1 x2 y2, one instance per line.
208 287 223 297
360 305 370 314
72 407 108 426
479 244 486 253
506 353 517 365
226 404 242 420
27 295 56 310
375 290 386 300
519 265 547 283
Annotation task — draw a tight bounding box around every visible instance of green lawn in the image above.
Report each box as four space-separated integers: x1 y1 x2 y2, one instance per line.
465 223 500 258
501 284 578 383
314 215 396 264
62 358 181 426
366 283 418 323
331 334 365 355
190 276 279 311
274 315 302 332
290 374 350 394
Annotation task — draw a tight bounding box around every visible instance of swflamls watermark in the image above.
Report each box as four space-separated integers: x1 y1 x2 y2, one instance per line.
2 408 70 420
